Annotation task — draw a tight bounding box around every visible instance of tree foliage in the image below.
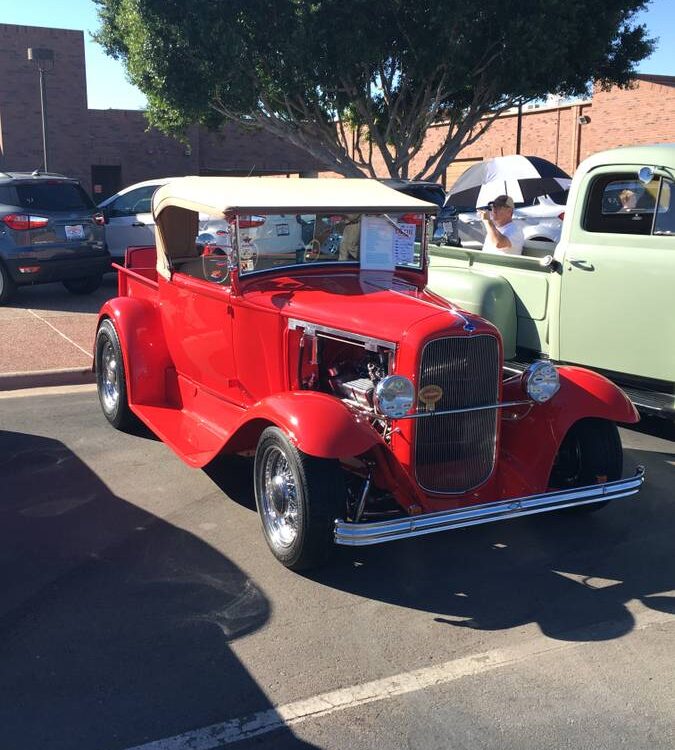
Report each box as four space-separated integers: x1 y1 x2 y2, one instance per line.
94 0 654 179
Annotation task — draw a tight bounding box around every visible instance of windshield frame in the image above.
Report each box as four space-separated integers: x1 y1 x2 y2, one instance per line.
228 210 430 277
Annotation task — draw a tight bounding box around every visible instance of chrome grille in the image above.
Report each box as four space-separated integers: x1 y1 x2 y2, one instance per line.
415 335 500 493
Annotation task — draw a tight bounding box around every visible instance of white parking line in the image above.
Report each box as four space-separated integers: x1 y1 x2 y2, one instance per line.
27 308 92 358
123 601 673 750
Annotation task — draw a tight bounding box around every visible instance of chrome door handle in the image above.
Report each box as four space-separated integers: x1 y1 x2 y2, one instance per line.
132 221 146 227
568 257 594 270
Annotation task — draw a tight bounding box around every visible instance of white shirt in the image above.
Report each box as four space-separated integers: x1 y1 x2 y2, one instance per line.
482 220 524 255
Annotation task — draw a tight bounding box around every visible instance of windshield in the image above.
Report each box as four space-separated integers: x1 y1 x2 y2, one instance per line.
198 212 428 275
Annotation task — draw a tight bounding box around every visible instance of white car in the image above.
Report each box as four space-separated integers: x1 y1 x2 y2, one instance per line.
454 195 566 252
98 178 178 264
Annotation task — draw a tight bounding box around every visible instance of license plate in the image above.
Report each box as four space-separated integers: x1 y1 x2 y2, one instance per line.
65 224 85 240
275 223 290 236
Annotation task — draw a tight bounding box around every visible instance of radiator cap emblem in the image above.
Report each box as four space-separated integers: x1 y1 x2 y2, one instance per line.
419 384 443 412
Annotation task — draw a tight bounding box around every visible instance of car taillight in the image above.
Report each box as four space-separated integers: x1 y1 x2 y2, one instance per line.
93 212 105 226
399 212 424 226
558 212 565 221
2 213 49 231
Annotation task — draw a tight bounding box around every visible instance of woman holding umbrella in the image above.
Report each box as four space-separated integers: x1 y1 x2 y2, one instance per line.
479 194 525 255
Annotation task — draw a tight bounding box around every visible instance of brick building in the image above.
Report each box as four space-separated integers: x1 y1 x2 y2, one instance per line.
0 23 321 199
1 22 673 198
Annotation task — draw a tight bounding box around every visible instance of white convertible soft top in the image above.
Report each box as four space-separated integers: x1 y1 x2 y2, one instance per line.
152 177 437 279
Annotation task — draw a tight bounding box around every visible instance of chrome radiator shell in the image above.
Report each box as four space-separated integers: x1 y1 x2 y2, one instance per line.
414 335 500 493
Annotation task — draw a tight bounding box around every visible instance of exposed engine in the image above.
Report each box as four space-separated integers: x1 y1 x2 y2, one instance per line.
326 356 387 409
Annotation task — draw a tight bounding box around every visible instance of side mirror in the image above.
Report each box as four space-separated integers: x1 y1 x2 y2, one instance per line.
638 166 655 185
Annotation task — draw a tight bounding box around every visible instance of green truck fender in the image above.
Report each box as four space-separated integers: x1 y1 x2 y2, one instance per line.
427 263 518 359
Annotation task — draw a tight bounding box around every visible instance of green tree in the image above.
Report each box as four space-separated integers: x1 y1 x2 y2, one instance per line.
94 0 654 179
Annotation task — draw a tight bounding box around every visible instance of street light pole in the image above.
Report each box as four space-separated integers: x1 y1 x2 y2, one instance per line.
27 47 54 173
38 66 49 172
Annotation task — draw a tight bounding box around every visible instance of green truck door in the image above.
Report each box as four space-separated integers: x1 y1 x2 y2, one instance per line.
558 170 675 383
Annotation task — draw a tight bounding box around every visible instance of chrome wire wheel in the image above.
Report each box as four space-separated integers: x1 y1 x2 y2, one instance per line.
254 426 346 570
100 339 120 414
259 444 300 550
95 319 136 432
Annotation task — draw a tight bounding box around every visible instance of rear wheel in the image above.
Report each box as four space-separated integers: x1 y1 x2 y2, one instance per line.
63 275 102 295
254 427 345 570
95 319 137 431
0 263 16 305
549 418 623 512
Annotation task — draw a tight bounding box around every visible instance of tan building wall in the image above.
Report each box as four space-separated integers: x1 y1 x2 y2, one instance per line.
580 75 675 161
0 24 90 180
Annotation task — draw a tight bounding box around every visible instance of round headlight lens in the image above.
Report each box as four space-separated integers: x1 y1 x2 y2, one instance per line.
374 375 415 418
523 361 560 403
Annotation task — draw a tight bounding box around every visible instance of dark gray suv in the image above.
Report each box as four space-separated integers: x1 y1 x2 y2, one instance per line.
0 172 109 304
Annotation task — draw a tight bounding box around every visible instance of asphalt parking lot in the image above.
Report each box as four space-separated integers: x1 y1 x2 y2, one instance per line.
0 386 673 750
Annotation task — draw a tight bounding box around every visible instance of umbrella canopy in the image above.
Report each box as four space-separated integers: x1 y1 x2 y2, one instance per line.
446 155 572 209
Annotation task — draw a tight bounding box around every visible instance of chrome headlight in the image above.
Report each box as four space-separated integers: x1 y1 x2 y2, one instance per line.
374 375 415 418
522 361 560 403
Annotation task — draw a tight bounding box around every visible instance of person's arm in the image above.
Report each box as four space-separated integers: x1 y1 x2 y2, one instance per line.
479 210 512 250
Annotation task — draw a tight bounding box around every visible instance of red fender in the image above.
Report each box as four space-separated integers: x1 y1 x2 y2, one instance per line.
97 298 173 406
500 366 639 494
228 391 384 460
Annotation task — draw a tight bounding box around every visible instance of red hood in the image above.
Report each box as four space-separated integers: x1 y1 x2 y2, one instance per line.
239 270 482 341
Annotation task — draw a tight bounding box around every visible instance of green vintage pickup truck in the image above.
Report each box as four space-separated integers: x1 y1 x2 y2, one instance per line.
429 144 675 417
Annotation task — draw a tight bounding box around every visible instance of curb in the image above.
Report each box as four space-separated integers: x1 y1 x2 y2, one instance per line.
0 367 96 392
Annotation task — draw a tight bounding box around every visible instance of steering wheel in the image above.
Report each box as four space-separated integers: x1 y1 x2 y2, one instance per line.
304 239 322 262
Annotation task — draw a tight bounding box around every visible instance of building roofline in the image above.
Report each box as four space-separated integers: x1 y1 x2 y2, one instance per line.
635 73 675 87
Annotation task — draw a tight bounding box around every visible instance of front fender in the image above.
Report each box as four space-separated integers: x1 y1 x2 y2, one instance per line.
97 298 172 405
427 262 518 359
500 366 639 494
228 391 384 459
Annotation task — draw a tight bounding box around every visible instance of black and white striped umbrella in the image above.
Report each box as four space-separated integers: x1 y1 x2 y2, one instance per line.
446 155 572 209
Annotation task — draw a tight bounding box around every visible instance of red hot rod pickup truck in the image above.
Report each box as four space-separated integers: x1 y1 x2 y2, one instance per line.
95 177 644 570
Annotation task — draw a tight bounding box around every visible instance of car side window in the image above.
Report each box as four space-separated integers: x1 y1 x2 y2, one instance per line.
109 186 157 218
583 172 664 236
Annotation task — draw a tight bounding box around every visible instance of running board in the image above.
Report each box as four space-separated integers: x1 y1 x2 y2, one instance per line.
334 467 645 546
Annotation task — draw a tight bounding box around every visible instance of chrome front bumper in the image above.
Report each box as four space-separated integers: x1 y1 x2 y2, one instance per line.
334 466 645 546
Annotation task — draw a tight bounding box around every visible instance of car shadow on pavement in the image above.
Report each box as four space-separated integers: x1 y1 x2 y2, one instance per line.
0 430 317 750
304 442 675 644
3 274 118 314
204 454 257 512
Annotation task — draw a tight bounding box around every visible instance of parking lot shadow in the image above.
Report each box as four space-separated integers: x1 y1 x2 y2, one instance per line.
0 430 317 750
305 443 674 643
2 273 118 314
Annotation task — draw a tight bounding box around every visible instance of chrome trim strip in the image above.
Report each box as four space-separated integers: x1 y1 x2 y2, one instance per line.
334 466 645 546
288 318 396 352
396 400 533 420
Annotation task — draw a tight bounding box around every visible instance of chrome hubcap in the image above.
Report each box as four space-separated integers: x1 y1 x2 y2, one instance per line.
100 340 120 413
260 446 299 549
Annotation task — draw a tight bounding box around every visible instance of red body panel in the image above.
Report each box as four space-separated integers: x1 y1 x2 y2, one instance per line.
99 253 638 512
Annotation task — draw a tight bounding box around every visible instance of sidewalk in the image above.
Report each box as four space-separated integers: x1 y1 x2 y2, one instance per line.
0 275 118 391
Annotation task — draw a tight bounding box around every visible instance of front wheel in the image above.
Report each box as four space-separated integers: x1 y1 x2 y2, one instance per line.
254 427 345 570
95 319 137 431
63 275 102 295
549 418 623 512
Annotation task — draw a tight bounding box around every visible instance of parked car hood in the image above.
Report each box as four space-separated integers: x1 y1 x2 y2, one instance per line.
240 271 477 342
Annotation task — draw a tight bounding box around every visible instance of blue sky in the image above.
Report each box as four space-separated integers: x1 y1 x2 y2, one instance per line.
1 0 673 110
